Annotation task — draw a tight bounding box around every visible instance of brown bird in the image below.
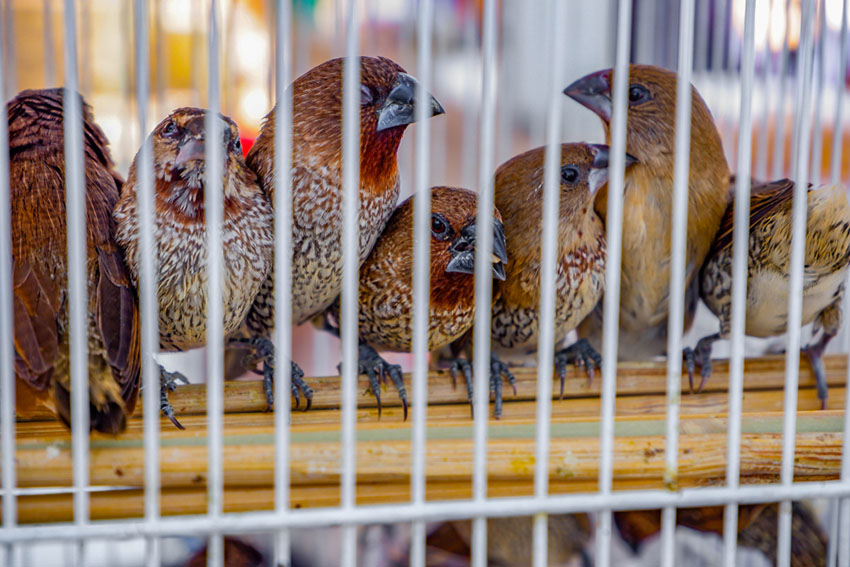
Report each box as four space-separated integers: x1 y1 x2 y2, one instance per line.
322 186 507 418
452 143 628 418
694 179 850 406
114 108 274 413
426 515 592 567
10 88 141 434
242 56 444 408
564 65 730 364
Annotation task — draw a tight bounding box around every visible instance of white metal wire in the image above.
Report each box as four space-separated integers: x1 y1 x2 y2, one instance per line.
778 1 817 565
133 1 162 566
596 1 632 565
62 0 90 563
340 0 361 564
810 0 827 185
772 0 793 180
723 2 756 566
272 0 294 564
831 0 848 187
410 0 434 565
205 2 225 566
533 0 567 565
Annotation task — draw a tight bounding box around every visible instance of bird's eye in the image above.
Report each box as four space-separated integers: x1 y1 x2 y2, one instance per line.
233 136 242 153
360 85 375 105
561 165 580 185
162 119 179 138
431 214 449 238
628 84 650 104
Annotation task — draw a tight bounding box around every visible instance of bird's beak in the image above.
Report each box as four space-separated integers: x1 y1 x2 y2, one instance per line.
446 221 508 281
564 69 613 123
586 143 638 196
175 137 206 166
376 72 446 133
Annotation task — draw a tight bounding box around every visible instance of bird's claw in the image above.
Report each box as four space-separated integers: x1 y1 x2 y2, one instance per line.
490 354 516 419
229 336 312 411
449 358 474 417
554 338 601 397
352 343 408 420
683 335 716 394
158 365 187 430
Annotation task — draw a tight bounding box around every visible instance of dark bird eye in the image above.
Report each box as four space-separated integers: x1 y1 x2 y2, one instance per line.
163 119 179 138
561 165 580 185
431 214 449 238
360 84 375 106
628 84 650 104
233 136 242 153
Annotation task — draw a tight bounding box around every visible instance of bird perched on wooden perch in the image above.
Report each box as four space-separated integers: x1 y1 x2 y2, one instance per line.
10 88 144 434
693 178 850 407
114 107 274 423
240 56 444 410
564 64 729 366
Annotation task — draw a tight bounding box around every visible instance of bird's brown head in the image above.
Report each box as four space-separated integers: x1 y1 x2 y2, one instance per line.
253 56 444 192
563 64 727 173
135 107 257 221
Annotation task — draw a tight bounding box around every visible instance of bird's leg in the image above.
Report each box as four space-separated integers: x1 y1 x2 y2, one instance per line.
448 357 475 418
804 331 835 409
158 365 189 430
227 336 313 411
490 353 517 419
345 342 408 420
554 338 602 396
683 333 720 394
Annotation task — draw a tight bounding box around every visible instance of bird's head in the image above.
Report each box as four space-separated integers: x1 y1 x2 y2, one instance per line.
563 64 725 171
285 56 444 185
143 107 256 220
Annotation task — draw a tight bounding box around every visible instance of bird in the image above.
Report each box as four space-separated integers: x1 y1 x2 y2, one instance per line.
114 107 275 414
694 178 850 407
241 56 445 409
450 143 629 419
564 64 730 364
321 186 507 418
9 88 141 434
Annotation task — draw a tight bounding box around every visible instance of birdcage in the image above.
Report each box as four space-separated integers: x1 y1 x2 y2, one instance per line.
0 0 849 565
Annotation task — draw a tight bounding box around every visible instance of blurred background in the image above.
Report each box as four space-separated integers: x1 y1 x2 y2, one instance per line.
2 0 849 564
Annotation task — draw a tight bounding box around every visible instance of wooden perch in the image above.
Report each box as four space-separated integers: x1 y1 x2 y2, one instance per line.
3 355 848 524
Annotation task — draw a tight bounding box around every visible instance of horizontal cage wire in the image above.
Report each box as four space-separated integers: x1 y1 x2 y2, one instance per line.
0 0 849 566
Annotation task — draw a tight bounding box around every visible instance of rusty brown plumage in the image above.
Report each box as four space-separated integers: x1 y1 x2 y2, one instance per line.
10 88 139 434
240 56 444 409
565 64 730 361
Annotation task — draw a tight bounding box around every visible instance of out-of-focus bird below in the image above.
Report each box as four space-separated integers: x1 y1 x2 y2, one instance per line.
564 64 730 365
323 186 507 418
694 178 850 407
10 88 140 434
114 107 273 423
241 56 444 409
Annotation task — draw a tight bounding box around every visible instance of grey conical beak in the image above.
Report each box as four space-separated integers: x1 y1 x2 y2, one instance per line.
445 221 508 281
376 72 445 133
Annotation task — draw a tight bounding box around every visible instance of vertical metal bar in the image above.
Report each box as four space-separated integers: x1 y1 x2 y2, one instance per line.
756 36 772 182
830 0 848 187
63 0 89 563
597 1 632 565
723 1 756 566
660 0 696 564
810 0 827 184
3 0 15 98
134 0 162 565
410 0 434 565
43 0 56 87
778 1 816 565
460 5 478 191
711 0 727 71
772 0 793 180
205 1 224 566
340 0 360 564
0 7 16 564
471 0 498 565
272 0 294 564
532 1 566 566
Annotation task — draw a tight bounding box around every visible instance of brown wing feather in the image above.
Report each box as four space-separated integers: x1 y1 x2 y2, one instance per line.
707 178 799 261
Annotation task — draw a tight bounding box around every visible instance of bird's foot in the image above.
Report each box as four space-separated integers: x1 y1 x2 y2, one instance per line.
158 365 189 430
349 343 408 420
448 357 474 417
683 334 718 394
804 332 834 409
554 338 602 397
228 336 313 411
490 353 517 419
